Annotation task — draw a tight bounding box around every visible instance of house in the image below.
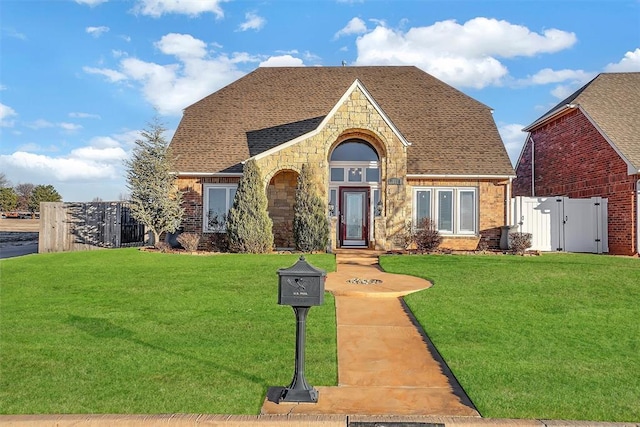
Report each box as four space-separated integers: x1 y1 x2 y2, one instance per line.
169 66 515 251
513 72 640 256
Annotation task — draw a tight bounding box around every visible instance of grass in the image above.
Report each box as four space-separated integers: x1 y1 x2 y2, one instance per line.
0 249 337 415
380 253 640 422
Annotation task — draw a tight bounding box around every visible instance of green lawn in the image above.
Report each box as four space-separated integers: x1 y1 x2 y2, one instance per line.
380 253 640 422
0 249 337 415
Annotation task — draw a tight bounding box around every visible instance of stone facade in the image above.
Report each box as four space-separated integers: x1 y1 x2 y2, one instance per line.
513 108 639 255
254 86 408 251
267 170 298 248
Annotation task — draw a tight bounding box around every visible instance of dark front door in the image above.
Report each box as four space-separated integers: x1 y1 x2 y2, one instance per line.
339 187 369 247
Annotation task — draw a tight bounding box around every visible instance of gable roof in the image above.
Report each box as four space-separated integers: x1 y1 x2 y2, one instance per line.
524 72 640 171
170 66 515 176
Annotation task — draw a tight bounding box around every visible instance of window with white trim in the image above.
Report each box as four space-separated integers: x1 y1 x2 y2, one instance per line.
203 184 237 232
413 187 477 235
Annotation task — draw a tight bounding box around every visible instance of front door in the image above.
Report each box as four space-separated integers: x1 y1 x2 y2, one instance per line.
339 188 369 247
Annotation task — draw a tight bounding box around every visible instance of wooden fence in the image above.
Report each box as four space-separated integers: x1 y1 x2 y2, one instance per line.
39 202 146 253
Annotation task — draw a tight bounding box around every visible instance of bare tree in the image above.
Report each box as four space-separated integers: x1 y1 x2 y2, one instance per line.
14 183 35 211
124 117 183 247
0 172 10 188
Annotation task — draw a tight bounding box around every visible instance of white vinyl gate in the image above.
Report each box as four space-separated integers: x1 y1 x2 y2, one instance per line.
511 196 608 253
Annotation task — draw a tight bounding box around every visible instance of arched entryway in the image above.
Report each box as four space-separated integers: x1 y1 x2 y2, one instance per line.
267 170 298 249
329 139 381 248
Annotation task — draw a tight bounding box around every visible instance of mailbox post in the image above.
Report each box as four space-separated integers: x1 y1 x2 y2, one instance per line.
277 256 326 403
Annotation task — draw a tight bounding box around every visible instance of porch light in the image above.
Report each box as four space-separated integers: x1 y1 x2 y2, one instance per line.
328 202 335 216
376 199 383 216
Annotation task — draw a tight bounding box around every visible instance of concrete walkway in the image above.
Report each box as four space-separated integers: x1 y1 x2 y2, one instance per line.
260 249 479 417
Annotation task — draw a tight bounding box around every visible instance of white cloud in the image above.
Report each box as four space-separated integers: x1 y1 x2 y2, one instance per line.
26 120 84 132
518 67 595 99
27 119 55 130
75 0 108 6
3 28 27 40
498 123 527 165
238 12 266 32
550 84 580 100
259 55 305 67
0 152 119 182
83 66 128 82
604 48 640 72
132 0 227 18
523 68 593 85
84 33 256 115
86 26 110 37
59 122 83 132
334 17 367 39
155 33 208 60
0 103 18 127
70 146 128 162
0 131 129 192
354 17 577 89
69 112 101 119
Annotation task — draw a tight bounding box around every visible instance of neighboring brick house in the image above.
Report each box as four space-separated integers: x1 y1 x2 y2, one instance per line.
169 66 515 251
513 72 640 256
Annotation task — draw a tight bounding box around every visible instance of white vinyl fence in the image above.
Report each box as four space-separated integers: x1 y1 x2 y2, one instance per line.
511 196 608 254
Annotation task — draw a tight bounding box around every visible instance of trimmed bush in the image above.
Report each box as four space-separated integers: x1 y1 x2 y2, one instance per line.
293 164 329 252
226 160 273 253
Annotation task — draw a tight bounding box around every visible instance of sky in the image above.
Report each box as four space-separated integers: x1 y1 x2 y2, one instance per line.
1 0 639 202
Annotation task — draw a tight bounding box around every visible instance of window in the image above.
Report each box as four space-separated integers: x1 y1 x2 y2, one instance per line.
413 187 477 235
329 189 337 217
330 168 344 182
459 190 476 233
330 140 379 161
348 167 363 182
437 190 453 233
373 189 381 216
203 184 237 232
415 190 431 224
365 167 380 183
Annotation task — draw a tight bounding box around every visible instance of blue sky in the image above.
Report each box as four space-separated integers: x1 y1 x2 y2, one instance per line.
1 0 639 202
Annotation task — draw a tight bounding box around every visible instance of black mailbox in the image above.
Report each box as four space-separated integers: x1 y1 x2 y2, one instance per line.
278 256 326 306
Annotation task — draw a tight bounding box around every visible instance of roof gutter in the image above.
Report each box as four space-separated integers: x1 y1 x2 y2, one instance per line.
523 103 578 132
174 172 243 177
406 173 516 180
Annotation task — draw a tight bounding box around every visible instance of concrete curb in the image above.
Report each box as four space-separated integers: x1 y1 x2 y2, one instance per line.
0 414 638 426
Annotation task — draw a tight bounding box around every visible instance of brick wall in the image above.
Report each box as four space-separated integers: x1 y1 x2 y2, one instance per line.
513 109 638 255
408 178 509 250
177 176 240 248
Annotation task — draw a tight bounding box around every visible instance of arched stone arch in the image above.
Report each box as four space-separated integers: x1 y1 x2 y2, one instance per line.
327 128 388 161
262 164 302 187
266 169 299 249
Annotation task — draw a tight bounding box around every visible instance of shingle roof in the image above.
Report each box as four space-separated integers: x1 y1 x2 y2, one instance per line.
170 66 515 176
526 72 640 171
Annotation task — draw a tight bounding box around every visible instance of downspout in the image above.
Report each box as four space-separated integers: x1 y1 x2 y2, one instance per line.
637 179 640 255
530 136 536 197
506 176 513 225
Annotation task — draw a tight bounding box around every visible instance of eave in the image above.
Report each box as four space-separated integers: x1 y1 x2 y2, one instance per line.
406 173 516 180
